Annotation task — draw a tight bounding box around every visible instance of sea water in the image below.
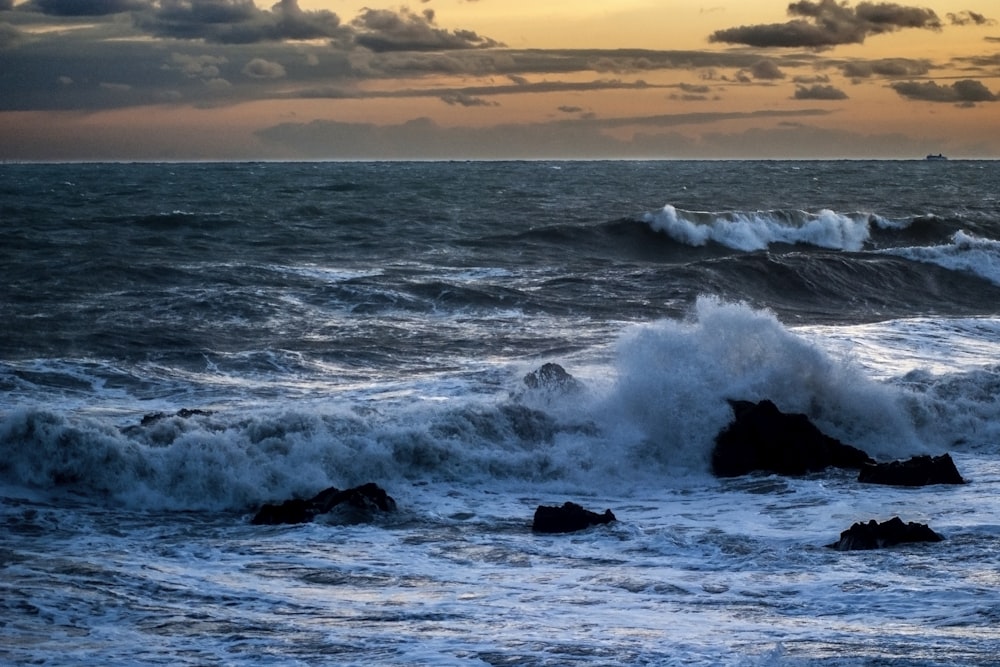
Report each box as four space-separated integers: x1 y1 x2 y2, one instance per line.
2 160 1000 665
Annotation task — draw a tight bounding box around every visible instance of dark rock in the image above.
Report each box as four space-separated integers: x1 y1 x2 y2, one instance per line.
523 363 581 394
251 483 396 525
858 453 965 486
251 498 315 526
532 501 616 534
312 482 397 514
712 399 874 477
827 517 943 551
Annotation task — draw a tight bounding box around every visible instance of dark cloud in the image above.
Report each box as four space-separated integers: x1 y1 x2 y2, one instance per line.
0 0 13 10
841 57 931 78
591 56 656 73
678 82 712 94
891 78 998 105
794 83 848 99
135 0 344 44
21 0 151 16
351 7 502 52
286 78 660 103
557 105 584 113
242 57 286 79
710 0 941 48
439 92 497 106
750 59 785 79
947 11 996 26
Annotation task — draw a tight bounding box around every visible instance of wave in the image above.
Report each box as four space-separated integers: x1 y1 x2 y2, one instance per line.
882 230 1000 286
5 298 983 511
642 205 911 252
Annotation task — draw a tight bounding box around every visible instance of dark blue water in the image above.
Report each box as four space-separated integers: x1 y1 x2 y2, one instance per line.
2 161 1000 665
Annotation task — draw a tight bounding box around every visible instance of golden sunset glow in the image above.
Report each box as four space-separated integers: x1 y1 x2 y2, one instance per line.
1 0 998 159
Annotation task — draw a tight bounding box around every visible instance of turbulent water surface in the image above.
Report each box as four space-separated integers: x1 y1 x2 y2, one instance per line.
2 160 1000 665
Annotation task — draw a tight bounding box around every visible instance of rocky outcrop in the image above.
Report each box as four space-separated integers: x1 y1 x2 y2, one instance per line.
252 482 396 525
827 517 943 551
858 454 965 486
712 399 874 477
532 501 616 533
523 363 581 394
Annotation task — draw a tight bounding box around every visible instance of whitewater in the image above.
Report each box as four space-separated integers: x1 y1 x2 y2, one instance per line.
2 160 1000 665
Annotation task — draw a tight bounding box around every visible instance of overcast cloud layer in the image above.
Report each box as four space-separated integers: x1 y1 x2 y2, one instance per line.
1 0 998 159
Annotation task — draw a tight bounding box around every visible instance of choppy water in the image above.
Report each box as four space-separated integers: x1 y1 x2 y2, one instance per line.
2 160 1000 665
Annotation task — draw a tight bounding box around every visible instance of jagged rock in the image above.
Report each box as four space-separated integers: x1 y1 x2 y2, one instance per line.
523 363 581 394
532 501 616 534
712 399 874 477
858 454 965 486
252 482 396 525
827 517 943 551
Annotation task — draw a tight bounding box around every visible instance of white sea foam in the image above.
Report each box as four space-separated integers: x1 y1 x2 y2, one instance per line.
1 299 954 511
599 297 920 465
642 205 901 251
882 230 1000 285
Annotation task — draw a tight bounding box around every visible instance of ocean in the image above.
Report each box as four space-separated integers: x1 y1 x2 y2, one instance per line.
2 160 999 665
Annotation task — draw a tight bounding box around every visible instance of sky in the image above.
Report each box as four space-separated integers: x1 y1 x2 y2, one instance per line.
1 0 998 160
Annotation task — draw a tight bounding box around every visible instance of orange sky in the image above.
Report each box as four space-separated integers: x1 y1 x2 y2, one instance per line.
1 1 998 159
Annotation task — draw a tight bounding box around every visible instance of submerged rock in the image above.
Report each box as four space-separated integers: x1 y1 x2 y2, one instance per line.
712 399 874 477
827 517 943 551
858 454 965 487
252 482 397 526
532 501 616 534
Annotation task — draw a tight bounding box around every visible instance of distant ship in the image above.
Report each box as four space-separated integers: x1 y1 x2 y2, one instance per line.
925 153 948 161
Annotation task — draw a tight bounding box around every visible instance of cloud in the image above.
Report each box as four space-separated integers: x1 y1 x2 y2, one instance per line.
439 92 497 106
794 83 848 99
750 59 785 80
135 0 344 44
891 78 998 105
167 53 228 79
947 11 996 27
350 7 502 52
243 57 286 79
841 57 931 78
21 0 151 16
678 82 712 94
710 0 941 48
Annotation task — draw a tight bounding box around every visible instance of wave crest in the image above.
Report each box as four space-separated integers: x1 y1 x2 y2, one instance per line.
642 205 904 252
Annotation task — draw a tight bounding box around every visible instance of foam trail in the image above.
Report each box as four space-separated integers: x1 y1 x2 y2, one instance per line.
642 205 898 251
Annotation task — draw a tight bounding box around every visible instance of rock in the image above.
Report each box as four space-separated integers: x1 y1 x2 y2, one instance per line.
532 501 616 534
712 399 874 477
523 363 581 394
827 517 943 551
251 498 315 526
858 454 965 486
251 482 396 525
